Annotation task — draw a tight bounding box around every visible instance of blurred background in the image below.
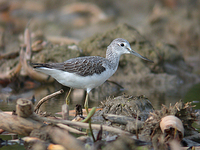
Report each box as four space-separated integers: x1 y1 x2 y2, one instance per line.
0 0 200 115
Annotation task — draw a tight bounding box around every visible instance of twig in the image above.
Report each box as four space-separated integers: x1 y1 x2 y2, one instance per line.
61 2 108 25
46 36 79 44
57 123 86 135
103 114 144 128
0 129 5 134
21 27 54 83
24 25 31 61
0 50 19 60
0 61 21 79
106 80 124 89
136 110 139 139
31 113 133 136
34 89 64 113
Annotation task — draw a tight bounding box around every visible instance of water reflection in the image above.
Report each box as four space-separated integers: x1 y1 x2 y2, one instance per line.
1 80 200 114
183 83 200 109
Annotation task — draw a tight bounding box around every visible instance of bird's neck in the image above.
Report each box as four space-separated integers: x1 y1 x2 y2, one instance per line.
106 46 121 70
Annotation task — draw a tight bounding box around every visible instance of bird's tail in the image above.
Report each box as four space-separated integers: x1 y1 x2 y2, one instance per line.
31 63 51 69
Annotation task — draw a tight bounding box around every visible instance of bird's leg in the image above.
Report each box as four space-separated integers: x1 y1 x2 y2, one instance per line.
84 92 89 114
65 88 72 105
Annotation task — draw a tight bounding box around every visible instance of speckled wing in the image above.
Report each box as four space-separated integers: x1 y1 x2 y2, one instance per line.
63 56 106 76
32 56 107 77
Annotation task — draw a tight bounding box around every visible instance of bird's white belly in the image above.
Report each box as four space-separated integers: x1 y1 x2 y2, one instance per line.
36 68 115 90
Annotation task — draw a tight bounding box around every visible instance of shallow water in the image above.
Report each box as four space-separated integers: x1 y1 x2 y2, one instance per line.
1 81 200 114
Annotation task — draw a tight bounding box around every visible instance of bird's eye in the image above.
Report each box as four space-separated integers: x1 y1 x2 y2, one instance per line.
120 43 124 47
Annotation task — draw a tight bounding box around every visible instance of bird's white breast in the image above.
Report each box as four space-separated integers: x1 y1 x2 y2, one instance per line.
35 67 116 91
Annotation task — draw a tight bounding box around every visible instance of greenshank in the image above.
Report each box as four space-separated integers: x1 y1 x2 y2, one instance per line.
32 38 153 113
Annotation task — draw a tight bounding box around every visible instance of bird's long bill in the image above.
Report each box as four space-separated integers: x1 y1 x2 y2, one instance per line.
129 48 154 63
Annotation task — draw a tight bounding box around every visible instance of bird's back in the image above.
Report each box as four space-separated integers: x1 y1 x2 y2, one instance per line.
32 56 114 77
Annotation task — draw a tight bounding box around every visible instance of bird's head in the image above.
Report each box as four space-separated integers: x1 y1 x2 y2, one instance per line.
110 38 153 63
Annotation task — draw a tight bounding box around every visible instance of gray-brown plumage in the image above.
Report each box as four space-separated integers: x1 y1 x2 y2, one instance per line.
32 56 107 77
32 38 153 113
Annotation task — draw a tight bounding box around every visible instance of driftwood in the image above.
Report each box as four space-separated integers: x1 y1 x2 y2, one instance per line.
31 113 132 136
46 126 86 150
16 98 34 118
1 97 199 149
0 98 43 135
0 98 133 137
0 112 43 136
